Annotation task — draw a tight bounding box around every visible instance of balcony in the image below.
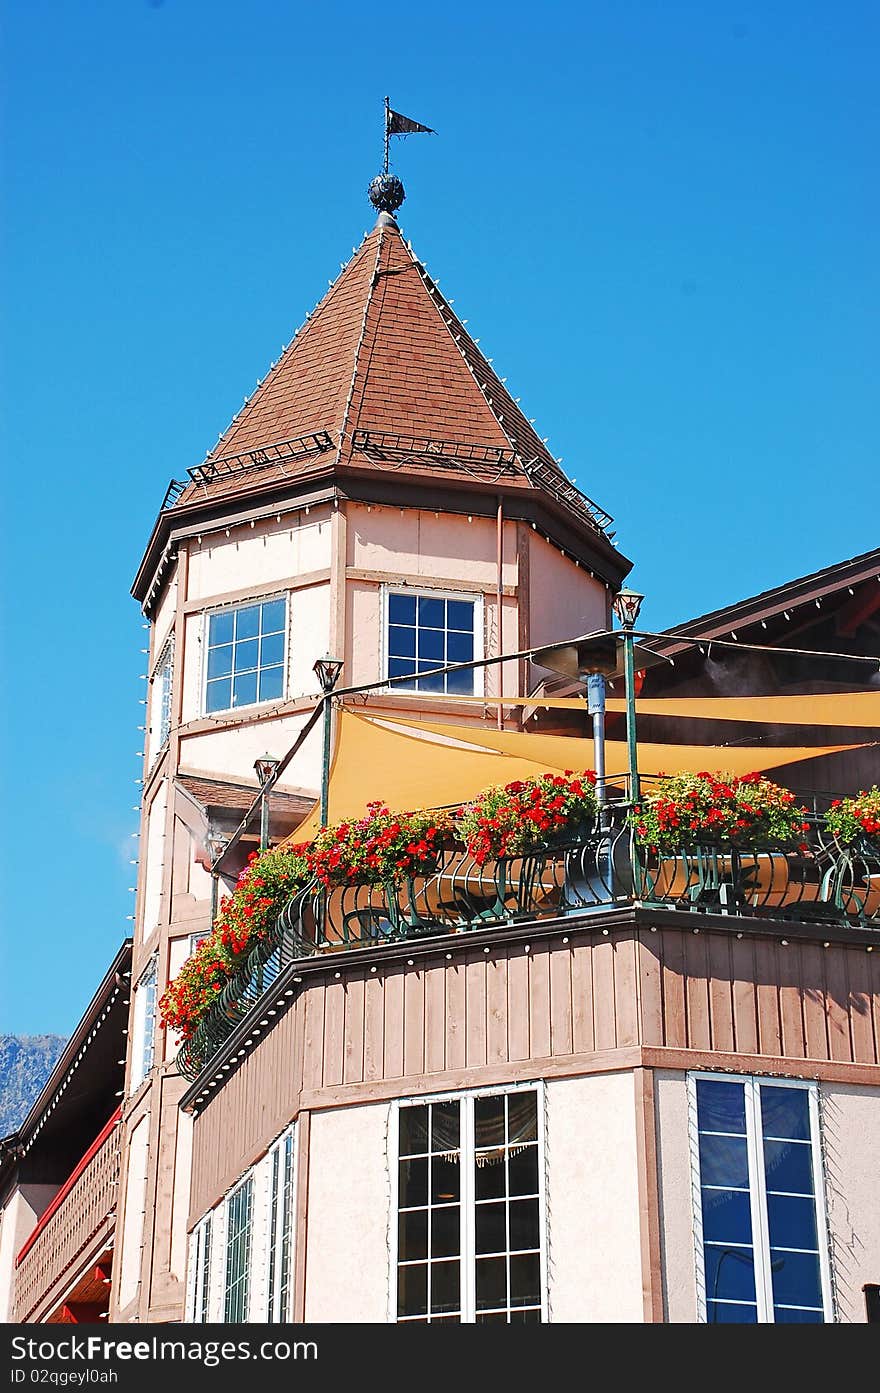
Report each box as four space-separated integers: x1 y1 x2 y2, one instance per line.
176 801 880 1081
14 1109 120 1323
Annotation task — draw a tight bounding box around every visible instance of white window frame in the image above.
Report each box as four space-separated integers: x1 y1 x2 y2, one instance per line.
185 1123 296 1324
187 1212 213 1323
188 931 210 957
263 1126 297 1323
688 1071 834 1324
223 1173 255 1323
151 637 174 754
129 955 158 1092
200 593 290 718
381 584 485 698
390 1081 547 1324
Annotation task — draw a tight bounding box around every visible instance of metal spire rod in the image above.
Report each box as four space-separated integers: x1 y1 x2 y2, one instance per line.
383 95 390 174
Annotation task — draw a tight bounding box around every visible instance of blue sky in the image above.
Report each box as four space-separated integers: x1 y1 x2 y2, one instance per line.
1 0 877 1034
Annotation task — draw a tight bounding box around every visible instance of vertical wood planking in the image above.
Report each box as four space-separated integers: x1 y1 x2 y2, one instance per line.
424 965 447 1075
465 949 487 1068
800 943 829 1061
638 932 664 1047
660 929 687 1049
363 971 385 1082
446 961 467 1071
549 942 573 1056
592 933 616 1050
824 945 853 1064
848 944 876 1064
486 952 509 1064
383 967 405 1080
708 933 735 1053
342 974 366 1086
870 952 880 1065
753 938 782 1057
613 934 639 1047
778 940 807 1059
730 935 758 1054
570 937 595 1055
322 979 346 1087
507 947 531 1061
302 985 325 1093
403 967 426 1076
684 932 711 1051
528 944 552 1060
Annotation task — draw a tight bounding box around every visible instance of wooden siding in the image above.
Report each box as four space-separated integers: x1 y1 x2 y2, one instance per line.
14 1122 120 1322
189 921 880 1222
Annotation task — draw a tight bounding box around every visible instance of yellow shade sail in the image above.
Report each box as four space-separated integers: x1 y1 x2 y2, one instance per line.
604 691 880 726
379 714 866 783
287 709 869 843
290 711 580 842
361 689 880 726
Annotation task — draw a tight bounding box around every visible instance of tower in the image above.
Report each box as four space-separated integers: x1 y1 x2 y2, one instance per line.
111 178 629 1321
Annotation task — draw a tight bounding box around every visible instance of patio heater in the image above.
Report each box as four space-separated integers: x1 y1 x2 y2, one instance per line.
533 597 653 806
313 655 344 827
532 634 619 808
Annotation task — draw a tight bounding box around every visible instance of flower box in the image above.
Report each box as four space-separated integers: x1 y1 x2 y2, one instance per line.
458 771 598 866
825 788 880 851
631 772 810 853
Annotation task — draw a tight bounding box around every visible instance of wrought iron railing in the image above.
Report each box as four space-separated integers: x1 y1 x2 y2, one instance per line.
176 807 880 1082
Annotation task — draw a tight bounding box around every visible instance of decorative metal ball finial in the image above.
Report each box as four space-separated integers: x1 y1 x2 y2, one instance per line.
369 173 405 215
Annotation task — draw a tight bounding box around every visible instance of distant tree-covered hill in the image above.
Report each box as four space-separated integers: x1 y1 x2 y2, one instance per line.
0 1035 67 1136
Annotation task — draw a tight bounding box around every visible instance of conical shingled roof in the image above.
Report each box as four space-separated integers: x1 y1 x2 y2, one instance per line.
174 216 616 546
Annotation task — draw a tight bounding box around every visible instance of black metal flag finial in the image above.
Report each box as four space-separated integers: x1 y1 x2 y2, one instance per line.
369 97 435 217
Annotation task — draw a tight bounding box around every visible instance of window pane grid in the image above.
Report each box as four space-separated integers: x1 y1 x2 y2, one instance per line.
224 1179 253 1323
397 1089 542 1324
387 592 475 696
155 641 174 750
694 1076 829 1324
206 600 286 713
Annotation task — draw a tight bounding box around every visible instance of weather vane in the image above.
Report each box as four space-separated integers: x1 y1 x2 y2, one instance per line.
368 97 435 217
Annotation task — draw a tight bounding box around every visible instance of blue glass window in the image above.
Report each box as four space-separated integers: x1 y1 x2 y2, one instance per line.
695 1077 828 1324
387 592 475 695
205 598 287 713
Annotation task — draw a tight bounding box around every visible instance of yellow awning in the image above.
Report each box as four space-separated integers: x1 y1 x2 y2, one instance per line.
287 709 868 842
291 711 579 842
604 691 880 726
359 690 880 726
378 714 866 782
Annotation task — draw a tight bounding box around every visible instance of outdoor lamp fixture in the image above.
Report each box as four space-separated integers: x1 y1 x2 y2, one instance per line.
313 655 344 826
612 588 645 803
313 655 345 693
612 587 644 631
207 832 230 918
254 756 280 850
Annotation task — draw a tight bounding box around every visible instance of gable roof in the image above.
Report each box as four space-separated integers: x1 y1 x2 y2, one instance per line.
667 546 880 640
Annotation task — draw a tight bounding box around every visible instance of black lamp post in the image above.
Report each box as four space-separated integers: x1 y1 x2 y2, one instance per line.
611 587 645 803
254 755 280 850
313 655 344 826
